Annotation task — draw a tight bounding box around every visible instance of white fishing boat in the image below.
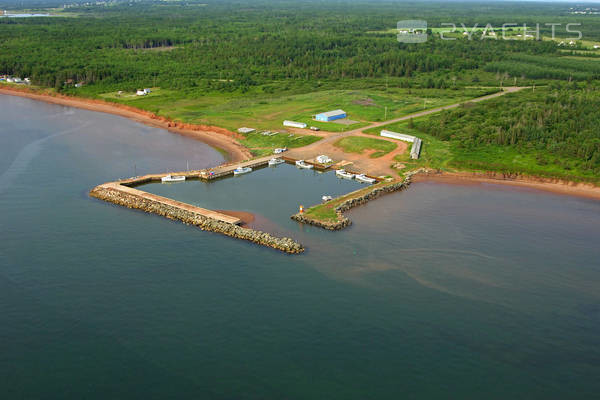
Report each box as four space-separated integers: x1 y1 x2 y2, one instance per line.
355 174 376 184
322 195 333 202
335 169 355 179
268 158 285 166
295 160 314 169
233 166 252 175
161 174 186 183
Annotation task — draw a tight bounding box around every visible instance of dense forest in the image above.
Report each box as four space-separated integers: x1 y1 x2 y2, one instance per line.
1 1 599 91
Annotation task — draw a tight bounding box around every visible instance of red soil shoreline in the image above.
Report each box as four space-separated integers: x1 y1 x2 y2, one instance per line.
413 170 600 200
2 85 598 201
0 86 252 162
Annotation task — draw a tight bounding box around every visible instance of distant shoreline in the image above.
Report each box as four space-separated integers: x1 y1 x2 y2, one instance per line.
0 86 252 163
412 170 600 201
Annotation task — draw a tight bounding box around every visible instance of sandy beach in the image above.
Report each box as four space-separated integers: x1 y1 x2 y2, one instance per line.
0 86 252 162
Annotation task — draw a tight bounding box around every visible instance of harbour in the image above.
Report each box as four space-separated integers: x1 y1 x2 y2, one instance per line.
91 150 390 252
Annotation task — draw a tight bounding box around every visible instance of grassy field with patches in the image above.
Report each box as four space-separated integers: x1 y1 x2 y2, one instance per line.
94 86 495 132
334 137 397 158
240 131 321 156
303 182 388 222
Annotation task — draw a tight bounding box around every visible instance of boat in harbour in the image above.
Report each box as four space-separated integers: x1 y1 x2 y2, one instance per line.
335 169 355 179
233 166 253 175
268 158 285 166
322 195 333 202
161 174 186 183
295 160 314 169
355 174 376 184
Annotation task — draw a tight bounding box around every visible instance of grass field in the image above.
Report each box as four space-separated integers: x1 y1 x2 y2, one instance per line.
94 86 496 133
240 131 321 156
334 137 397 158
304 182 387 222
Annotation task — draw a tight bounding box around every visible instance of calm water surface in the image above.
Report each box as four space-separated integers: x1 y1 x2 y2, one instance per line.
1 94 599 399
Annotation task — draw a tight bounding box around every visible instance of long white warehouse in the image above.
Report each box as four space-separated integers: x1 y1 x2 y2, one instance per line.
381 129 416 142
283 120 307 129
380 129 422 160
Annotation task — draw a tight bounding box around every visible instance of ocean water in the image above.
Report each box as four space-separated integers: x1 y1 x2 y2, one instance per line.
1 94 599 399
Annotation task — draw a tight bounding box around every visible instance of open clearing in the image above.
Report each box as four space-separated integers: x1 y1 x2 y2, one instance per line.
334 137 397 158
98 87 496 133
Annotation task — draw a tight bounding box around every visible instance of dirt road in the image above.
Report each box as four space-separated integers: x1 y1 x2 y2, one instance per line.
288 87 526 176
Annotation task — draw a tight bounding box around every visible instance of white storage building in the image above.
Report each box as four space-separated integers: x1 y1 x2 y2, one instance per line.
380 130 422 160
283 120 307 129
237 127 256 134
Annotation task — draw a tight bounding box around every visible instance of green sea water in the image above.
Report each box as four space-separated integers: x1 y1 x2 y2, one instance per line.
1 95 600 399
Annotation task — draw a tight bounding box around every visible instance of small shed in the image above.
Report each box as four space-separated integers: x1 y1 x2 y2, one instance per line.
316 155 332 164
237 127 256 134
136 90 146 96
283 120 307 129
315 109 346 122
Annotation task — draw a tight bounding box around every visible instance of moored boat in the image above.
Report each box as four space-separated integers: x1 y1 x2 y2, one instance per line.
295 160 314 169
322 195 333 202
161 174 186 183
268 158 285 166
355 174 376 184
335 169 354 179
233 166 253 175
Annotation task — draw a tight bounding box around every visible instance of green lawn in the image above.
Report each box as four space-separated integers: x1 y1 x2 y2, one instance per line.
240 131 321 156
303 204 339 222
334 137 397 158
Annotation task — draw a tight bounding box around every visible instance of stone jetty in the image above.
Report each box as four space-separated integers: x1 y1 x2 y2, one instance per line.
89 166 304 254
291 169 426 230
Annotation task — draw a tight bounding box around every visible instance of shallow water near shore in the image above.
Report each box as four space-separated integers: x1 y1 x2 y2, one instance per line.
1 94 600 399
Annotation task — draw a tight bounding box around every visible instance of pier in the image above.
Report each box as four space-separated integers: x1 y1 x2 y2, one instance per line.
90 153 395 252
89 156 305 254
95 182 243 224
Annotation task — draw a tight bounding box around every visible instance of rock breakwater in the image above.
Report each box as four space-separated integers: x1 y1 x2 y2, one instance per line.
90 185 304 254
291 169 426 230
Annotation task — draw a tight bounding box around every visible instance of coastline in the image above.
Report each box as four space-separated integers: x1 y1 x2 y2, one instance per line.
2 84 598 202
0 86 252 162
412 170 600 201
